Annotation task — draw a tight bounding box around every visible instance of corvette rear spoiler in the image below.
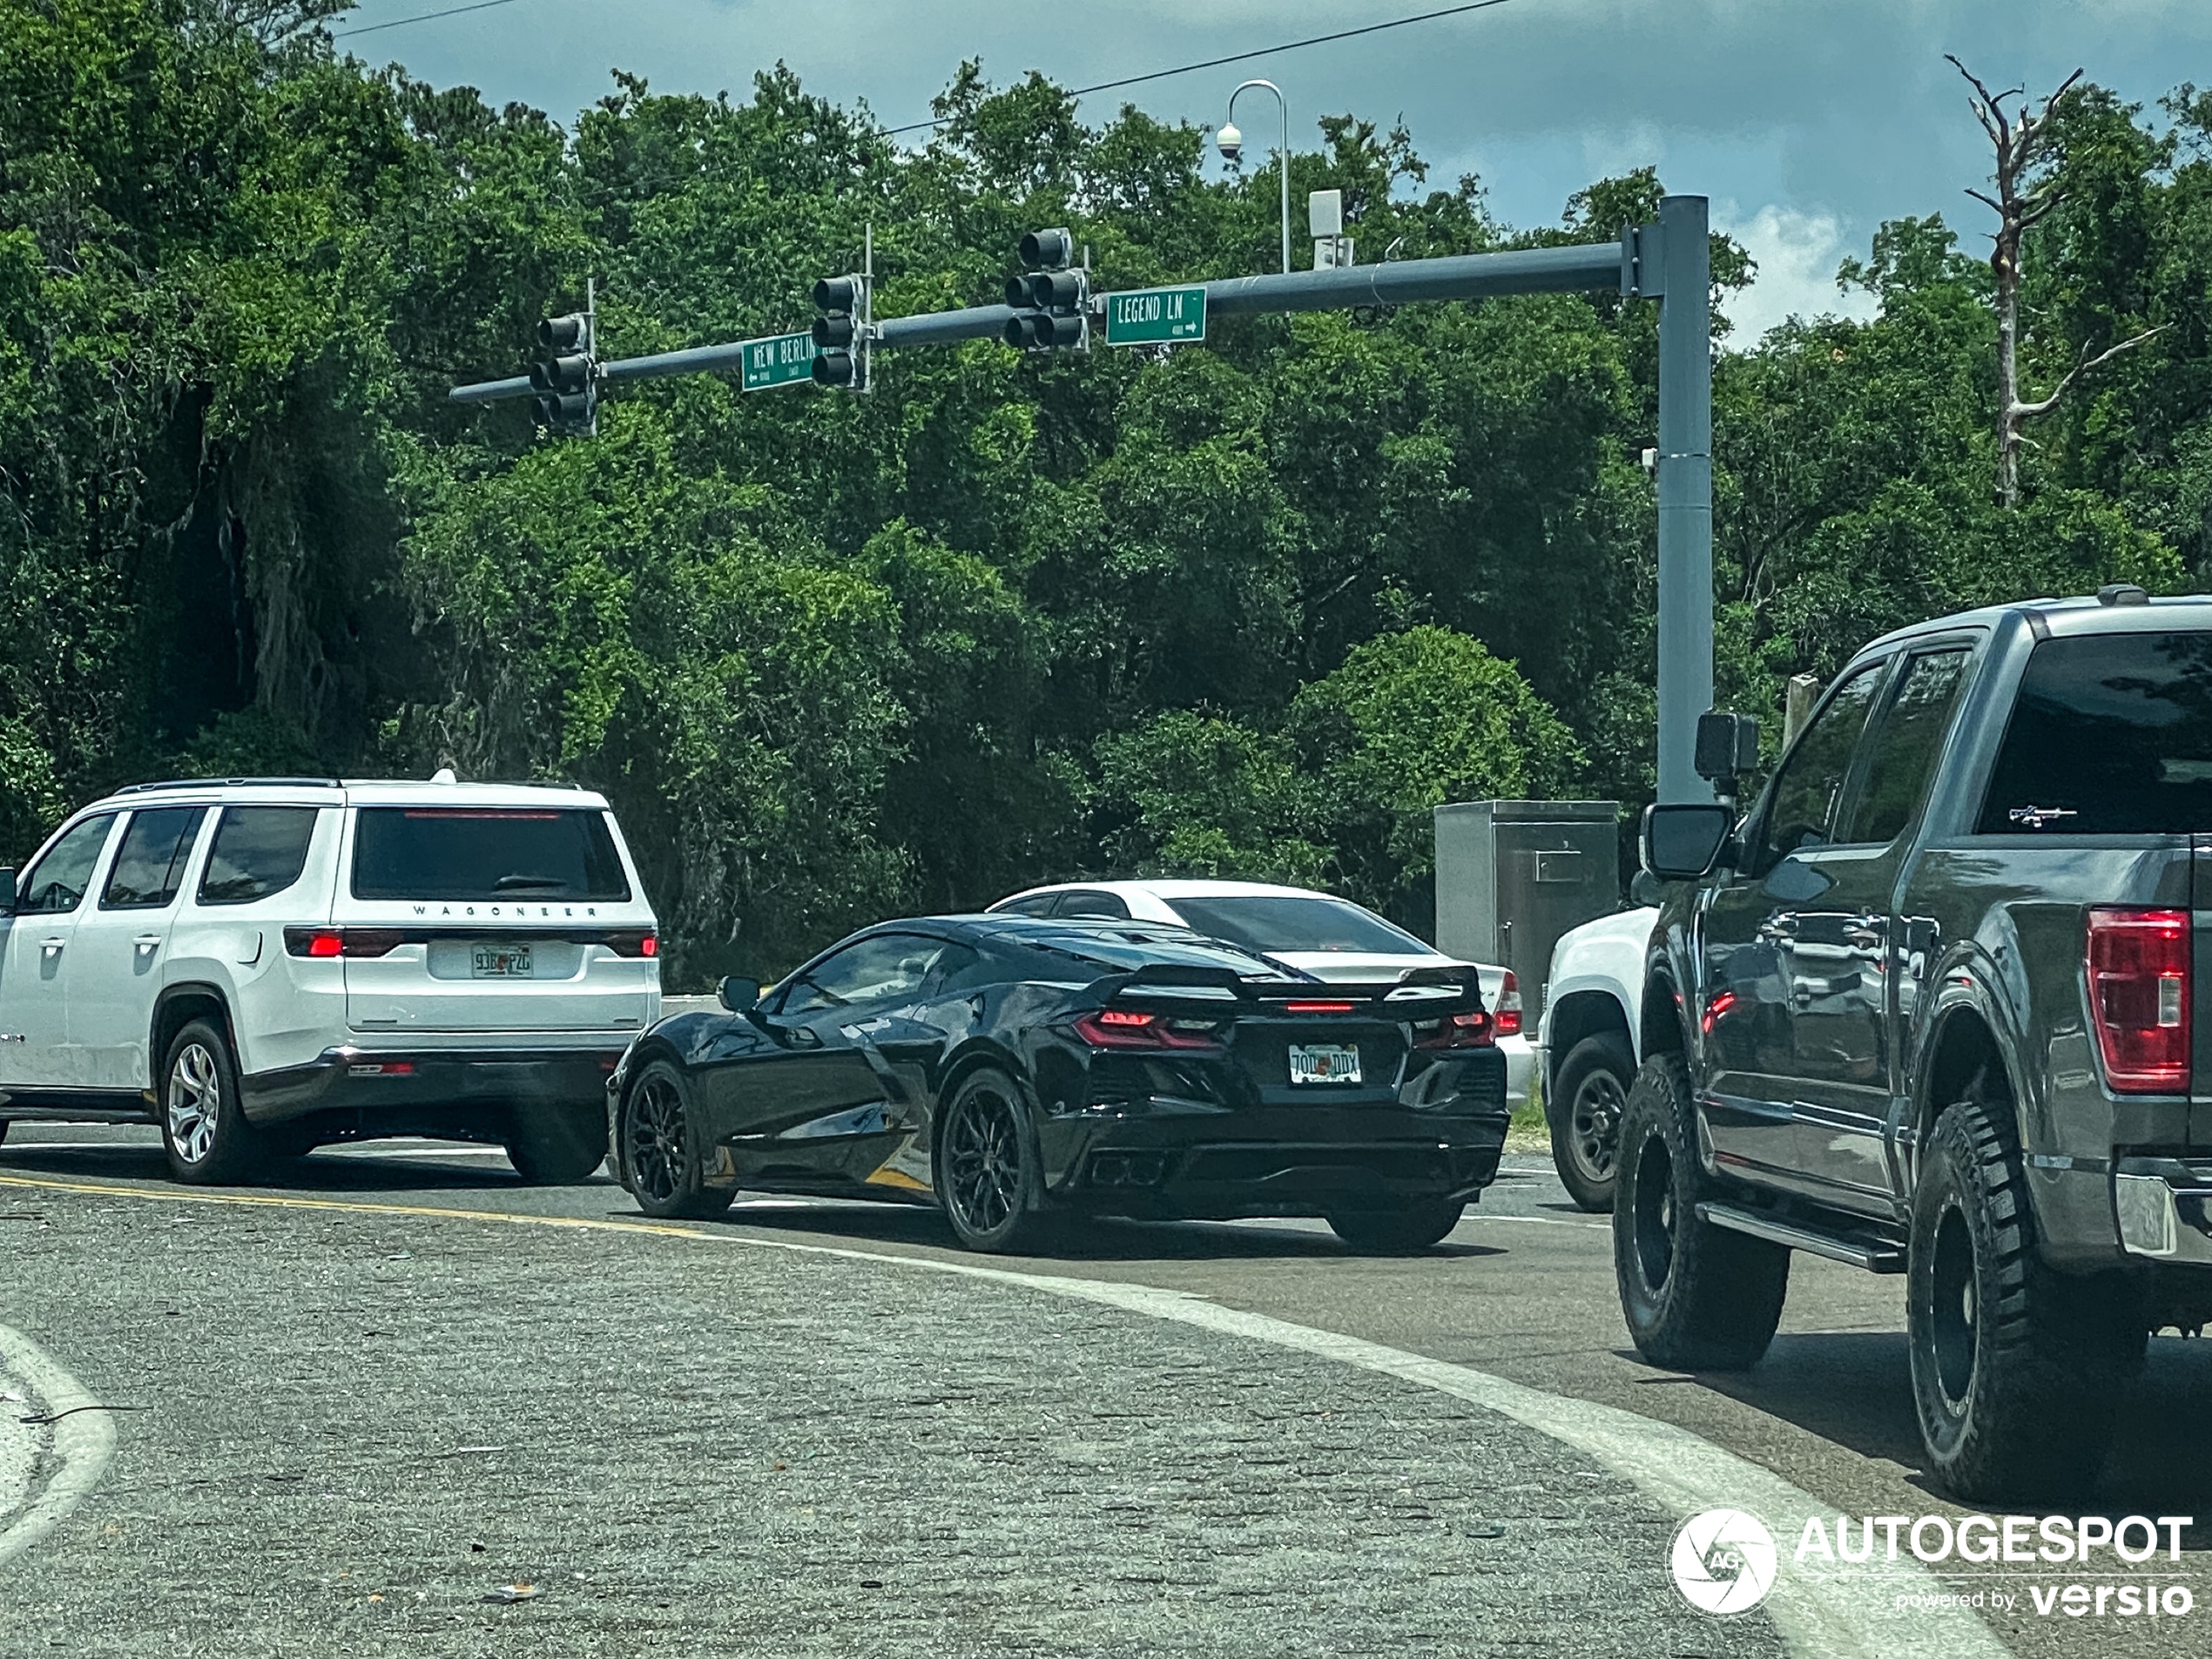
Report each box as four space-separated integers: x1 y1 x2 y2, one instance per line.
1099 961 1488 1017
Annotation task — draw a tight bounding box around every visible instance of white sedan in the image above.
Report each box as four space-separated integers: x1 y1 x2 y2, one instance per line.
987 879 1534 1109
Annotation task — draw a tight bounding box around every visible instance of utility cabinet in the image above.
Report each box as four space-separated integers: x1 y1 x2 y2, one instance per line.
1433 800 1621 1011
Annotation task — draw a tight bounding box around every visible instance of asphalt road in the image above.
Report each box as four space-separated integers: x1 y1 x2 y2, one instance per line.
0 1123 2205 1659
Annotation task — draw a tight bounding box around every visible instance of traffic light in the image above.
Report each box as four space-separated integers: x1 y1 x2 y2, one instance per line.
813 275 868 389
1002 227 1087 351
529 309 597 434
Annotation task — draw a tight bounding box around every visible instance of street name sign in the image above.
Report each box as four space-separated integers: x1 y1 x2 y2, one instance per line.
1103 286 1206 346
741 331 818 390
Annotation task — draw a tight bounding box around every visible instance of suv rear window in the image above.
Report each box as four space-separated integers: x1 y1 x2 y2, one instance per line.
351 808 631 902
1979 631 2212 833
199 806 320 905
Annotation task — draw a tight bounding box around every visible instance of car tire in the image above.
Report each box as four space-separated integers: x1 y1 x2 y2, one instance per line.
161 1018 264 1185
0 1119 9 1146
935 1067 1047 1254
1327 1201 1467 1253
1906 1084 2141 1501
1549 1032 1633 1212
504 1102 609 1185
620 1061 737 1221
1614 1053 1790 1370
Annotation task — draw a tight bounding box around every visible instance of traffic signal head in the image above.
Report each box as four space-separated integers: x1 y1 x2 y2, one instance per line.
1018 227 1072 270
812 273 867 390
529 310 597 435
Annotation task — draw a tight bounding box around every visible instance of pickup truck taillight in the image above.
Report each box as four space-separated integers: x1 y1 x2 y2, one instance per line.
1494 970 1523 1039
2086 907 2192 1094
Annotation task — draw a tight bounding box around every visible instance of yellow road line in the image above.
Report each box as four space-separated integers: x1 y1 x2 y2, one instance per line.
0 1173 712 1242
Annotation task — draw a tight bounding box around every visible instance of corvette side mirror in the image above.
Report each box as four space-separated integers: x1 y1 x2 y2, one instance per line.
718 974 761 1013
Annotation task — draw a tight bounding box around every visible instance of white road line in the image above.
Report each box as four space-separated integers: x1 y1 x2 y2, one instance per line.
691 1228 2010 1659
0 1325 116 1571
1460 1211 1611 1231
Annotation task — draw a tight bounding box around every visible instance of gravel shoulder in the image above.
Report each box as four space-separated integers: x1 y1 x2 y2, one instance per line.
0 1181 1786 1659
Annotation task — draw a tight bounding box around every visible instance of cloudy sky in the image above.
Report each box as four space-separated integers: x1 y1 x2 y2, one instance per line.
328 0 2211 341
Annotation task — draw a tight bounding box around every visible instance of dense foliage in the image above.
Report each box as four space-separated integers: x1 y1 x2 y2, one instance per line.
3 2 2209 981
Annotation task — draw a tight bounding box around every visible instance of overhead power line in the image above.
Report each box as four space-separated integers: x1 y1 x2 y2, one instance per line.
331 0 526 39
884 0 1523 137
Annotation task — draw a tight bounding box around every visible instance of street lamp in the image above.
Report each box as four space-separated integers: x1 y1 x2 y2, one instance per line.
1217 79 1291 275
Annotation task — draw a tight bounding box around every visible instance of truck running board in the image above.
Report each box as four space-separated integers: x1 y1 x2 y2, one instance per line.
1696 1202 1905 1273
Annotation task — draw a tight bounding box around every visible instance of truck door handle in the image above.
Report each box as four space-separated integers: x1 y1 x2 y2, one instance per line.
133 934 163 950
40 936 64 954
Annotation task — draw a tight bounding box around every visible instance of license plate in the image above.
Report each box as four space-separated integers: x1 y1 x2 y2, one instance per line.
471 943 533 979
1288 1043 1361 1085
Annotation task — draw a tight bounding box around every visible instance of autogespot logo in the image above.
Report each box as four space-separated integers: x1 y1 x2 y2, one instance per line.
1672 1508 1780 1615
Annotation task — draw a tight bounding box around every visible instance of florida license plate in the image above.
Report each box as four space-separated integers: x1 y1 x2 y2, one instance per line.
1288 1043 1361 1085
471 943 533 979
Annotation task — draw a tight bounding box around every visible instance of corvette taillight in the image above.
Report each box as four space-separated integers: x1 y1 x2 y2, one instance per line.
1493 970 1523 1038
1073 1008 1223 1050
1415 1008 1495 1049
2087 907 2191 1094
282 927 403 959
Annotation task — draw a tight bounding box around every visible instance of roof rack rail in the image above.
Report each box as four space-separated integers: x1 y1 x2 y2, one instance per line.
113 776 344 794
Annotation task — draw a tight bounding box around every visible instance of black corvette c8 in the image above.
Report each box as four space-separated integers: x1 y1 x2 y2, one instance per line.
607 914 1508 1252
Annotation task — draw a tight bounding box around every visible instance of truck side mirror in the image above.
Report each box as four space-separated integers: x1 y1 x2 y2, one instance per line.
1642 803 1734 882
1695 711 1760 792
718 974 761 1013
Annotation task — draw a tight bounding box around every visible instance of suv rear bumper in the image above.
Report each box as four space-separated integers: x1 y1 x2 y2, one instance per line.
2114 1159 2212 1268
240 1046 624 1126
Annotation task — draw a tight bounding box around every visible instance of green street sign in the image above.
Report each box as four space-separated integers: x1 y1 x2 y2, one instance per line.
1103 286 1206 347
741 331 818 390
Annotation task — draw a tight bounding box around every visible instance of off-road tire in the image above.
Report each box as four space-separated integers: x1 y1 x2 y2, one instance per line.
160 1018 266 1185
1907 1085 2142 1501
504 1101 609 1185
621 1061 737 1221
1614 1053 1790 1369
1549 1032 1634 1212
1328 1201 1467 1253
935 1068 1047 1254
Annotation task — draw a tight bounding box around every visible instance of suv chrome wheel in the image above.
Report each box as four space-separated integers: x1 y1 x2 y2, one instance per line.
165 1039 222 1166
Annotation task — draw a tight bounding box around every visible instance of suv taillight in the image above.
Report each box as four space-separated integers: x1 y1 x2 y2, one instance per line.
2086 907 2191 1094
282 927 404 959
1494 970 1523 1039
606 931 658 958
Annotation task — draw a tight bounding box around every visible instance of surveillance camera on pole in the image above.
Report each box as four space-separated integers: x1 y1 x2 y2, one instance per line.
1002 227 1087 352
529 289 598 435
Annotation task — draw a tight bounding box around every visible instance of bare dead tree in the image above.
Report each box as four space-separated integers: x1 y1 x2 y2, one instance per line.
1949 56 2167 509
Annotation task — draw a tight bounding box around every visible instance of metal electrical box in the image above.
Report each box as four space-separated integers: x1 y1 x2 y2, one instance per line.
1433 800 1621 1011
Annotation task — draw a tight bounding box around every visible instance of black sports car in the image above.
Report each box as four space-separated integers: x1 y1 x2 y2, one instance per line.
607 914 1508 1252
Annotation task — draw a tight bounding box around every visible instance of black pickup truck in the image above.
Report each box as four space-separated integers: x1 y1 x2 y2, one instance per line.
1621 586 2209 1500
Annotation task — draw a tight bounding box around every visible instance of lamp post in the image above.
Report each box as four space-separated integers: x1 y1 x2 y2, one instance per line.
1216 79 1291 274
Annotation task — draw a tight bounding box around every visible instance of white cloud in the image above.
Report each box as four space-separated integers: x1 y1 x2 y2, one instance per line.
1716 205 1878 344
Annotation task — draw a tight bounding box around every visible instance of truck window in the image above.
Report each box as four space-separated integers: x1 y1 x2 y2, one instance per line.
1759 662 1886 866
1978 631 2212 834
1838 648 1973 845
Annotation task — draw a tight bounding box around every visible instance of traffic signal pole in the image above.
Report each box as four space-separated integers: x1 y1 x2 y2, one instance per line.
450 198 1715 802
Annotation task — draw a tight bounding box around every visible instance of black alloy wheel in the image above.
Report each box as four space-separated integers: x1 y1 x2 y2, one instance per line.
1550 1032 1633 1212
938 1069 1042 1253
1612 1053 1791 1371
623 1062 735 1221
1905 1084 2142 1501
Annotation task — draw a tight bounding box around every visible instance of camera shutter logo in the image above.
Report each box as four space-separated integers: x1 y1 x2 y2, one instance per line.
1671 1509 1778 1615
